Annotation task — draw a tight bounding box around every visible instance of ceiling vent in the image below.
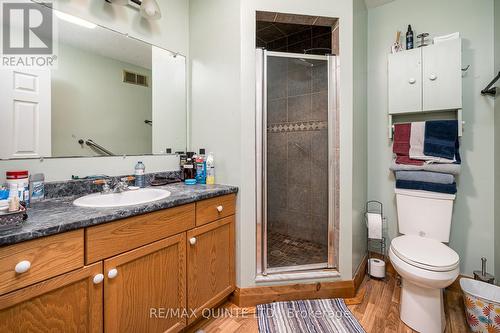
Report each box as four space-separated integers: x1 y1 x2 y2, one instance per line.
123 70 148 87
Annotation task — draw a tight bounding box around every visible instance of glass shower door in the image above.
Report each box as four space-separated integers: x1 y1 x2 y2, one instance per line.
257 50 337 274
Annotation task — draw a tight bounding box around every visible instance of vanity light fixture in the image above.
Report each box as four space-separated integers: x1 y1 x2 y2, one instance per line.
54 10 97 29
105 0 162 20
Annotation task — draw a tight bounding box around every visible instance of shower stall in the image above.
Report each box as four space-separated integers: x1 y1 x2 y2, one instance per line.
256 49 339 276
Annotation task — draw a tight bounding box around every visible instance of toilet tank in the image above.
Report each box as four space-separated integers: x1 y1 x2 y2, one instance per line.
395 189 456 242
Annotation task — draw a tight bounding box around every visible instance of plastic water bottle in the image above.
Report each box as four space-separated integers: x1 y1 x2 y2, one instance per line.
134 161 146 188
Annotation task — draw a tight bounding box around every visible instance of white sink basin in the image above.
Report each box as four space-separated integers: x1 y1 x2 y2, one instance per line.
73 188 171 208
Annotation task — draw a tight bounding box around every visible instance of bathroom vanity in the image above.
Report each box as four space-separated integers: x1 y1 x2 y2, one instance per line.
0 185 237 333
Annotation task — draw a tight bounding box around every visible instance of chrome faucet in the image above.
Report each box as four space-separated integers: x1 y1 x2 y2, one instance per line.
112 180 129 193
94 177 133 194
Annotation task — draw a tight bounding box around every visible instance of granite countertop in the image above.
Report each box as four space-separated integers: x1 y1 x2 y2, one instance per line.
0 183 238 247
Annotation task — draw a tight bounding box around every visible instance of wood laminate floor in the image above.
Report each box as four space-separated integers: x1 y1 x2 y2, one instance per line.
187 274 471 333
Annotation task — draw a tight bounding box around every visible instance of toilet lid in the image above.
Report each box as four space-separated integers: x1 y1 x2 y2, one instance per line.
391 235 459 272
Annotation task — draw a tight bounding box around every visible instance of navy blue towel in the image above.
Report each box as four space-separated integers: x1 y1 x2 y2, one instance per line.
396 179 457 194
424 120 460 161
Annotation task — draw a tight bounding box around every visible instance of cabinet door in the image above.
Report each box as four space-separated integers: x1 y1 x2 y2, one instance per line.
186 216 235 324
0 263 103 333
422 39 462 111
104 233 186 333
388 48 422 114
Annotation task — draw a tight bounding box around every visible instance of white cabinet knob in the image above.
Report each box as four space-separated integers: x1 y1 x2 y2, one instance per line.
429 74 437 81
93 273 104 284
107 268 118 279
189 237 197 245
216 205 223 213
15 260 31 274
408 78 416 84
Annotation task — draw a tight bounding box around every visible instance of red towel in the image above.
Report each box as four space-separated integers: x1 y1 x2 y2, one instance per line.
393 123 410 155
393 123 424 166
396 155 425 166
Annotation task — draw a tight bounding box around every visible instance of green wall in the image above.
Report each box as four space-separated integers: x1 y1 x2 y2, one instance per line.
367 0 496 276
352 0 368 275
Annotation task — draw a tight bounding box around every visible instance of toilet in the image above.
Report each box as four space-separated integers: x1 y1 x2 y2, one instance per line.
389 189 459 333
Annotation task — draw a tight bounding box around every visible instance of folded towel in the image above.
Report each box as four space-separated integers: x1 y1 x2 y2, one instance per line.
409 122 456 163
396 179 457 194
395 171 455 184
393 123 411 155
390 160 461 175
424 120 460 161
393 123 424 166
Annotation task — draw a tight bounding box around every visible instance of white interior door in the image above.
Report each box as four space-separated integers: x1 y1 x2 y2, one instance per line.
388 48 422 114
0 69 51 159
422 39 462 111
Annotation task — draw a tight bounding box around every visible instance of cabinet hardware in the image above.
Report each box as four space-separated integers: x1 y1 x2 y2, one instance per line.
14 260 31 274
107 268 118 279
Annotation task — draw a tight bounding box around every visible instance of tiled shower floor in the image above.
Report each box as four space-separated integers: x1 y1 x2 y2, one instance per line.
267 231 328 268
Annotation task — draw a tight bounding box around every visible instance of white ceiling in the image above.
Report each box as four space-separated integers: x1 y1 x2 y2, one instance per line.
364 0 396 9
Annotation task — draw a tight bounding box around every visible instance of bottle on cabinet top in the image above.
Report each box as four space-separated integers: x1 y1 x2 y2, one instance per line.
406 25 414 50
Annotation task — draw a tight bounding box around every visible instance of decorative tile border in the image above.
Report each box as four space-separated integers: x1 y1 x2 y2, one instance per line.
267 120 328 133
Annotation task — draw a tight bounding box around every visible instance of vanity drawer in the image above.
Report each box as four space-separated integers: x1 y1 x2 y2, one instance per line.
195 194 236 226
85 203 195 263
0 230 84 295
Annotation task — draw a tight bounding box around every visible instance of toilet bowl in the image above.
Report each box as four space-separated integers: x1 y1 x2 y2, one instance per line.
389 235 459 333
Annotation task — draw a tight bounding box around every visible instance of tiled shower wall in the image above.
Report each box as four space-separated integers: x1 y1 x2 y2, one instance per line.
266 56 329 247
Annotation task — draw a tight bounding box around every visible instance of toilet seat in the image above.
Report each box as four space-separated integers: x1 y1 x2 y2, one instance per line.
390 235 459 272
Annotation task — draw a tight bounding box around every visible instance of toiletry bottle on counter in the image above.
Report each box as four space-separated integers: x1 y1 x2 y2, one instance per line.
196 149 206 184
134 161 146 188
30 173 45 202
6 171 29 205
206 152 215 185
406 25 414 49
183 158 196 184
179 153 188 180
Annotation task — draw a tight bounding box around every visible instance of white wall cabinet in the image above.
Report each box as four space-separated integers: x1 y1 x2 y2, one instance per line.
388 39 462 115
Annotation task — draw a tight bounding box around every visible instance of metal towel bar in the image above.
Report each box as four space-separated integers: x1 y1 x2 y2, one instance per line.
78 139 115 156
481 71 500 96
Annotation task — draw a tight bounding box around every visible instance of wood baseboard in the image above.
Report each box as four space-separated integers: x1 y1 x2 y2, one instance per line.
231 279 356 307
353 254 368 291
232 256 369 307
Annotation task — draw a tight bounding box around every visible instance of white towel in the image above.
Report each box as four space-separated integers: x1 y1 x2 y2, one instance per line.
366 213 383 240
409 122 456 164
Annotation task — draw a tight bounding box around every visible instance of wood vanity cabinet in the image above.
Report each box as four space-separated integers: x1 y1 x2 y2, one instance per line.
186 216 235 324
0 193 236 333
0 262 103 333
103 233 186 333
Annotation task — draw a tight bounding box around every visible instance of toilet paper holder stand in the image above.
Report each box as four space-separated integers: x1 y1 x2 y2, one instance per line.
365 200 387 279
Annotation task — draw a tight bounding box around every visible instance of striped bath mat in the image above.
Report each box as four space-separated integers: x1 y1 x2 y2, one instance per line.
257 299 366 333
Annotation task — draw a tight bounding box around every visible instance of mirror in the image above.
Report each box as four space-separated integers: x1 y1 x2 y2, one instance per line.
0 5 187 159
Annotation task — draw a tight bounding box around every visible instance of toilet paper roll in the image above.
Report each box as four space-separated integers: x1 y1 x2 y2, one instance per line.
368 258 386 279
366 212 383 239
